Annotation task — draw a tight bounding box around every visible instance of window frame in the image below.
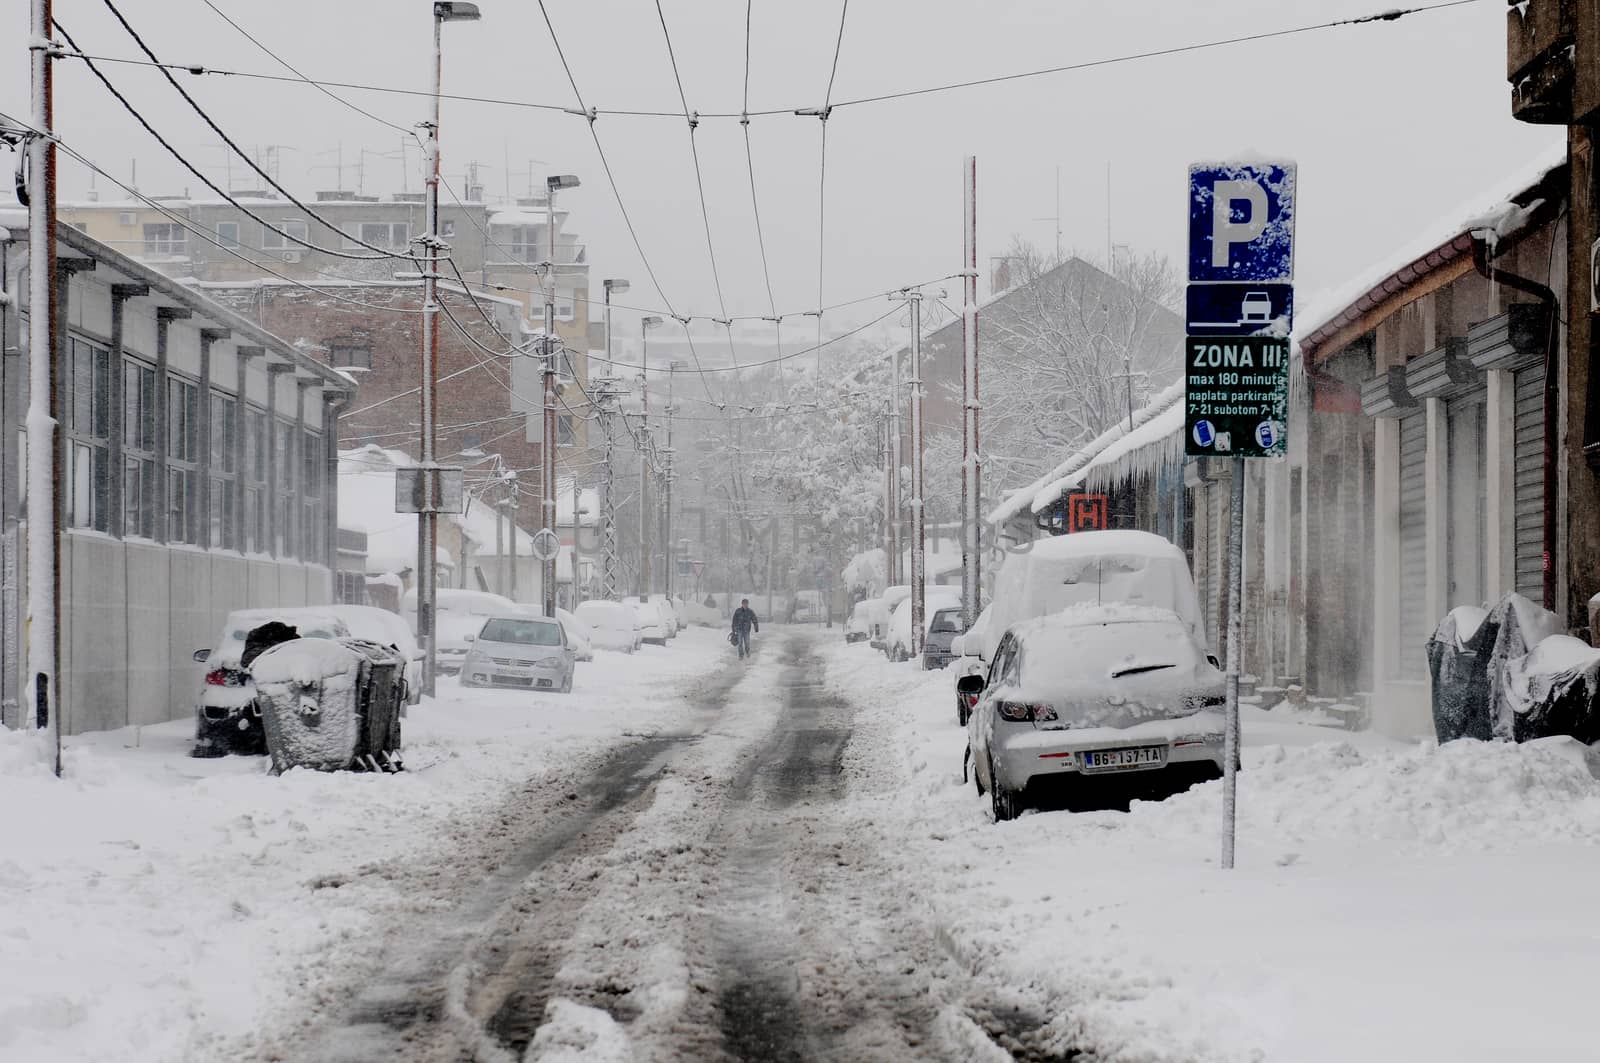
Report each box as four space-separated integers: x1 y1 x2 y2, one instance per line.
260 219 309 250
215 221 241 249
122 356 159 539
141 222 186 257
67 336 112 532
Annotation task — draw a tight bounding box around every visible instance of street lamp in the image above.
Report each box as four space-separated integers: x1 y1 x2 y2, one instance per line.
602 278 629 379
417 0 482 697
541 173 580 617
639 315 663 595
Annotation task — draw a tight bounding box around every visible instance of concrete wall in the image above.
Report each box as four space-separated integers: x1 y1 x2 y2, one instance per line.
60 531 329 734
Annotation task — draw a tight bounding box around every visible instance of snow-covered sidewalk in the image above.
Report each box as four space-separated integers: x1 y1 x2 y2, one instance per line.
0 629 726 1063
823 641 1600 1063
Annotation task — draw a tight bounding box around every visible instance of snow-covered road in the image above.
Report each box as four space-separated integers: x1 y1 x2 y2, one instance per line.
7 624 1600 1061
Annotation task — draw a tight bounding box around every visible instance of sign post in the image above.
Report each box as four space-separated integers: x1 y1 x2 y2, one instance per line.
1186 161 1296 870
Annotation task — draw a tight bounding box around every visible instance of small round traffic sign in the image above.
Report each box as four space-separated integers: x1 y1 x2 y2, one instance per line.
1192 420 1216 448
531 528 560 561
1255 420 1282 450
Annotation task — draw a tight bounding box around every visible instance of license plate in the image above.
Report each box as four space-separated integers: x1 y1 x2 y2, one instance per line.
1079 746 1165 773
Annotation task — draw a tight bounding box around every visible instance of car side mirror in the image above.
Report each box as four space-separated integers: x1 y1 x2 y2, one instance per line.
1207 654 1221 669
464 633 475 642
956 674 985 697
192 648 210 663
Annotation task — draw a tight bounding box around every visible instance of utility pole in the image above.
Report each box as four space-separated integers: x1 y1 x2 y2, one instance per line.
664 360 681 600
960 156 982 627
892 288 927 655
541 173 579 618
599 279 627 600
638 316 661 595
888 338 902 585
26 0 62 774
571 475 582 608
507 476 518 602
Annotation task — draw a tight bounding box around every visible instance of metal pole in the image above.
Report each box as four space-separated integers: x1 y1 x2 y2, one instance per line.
571 475 582 608
508 488 518 602
882 402 892 581
908 291 926 657
960 156 982 627
541 187 558 617
416 10 445 697
889 340 902 585
602 394 616 599
495 493 504 595
664 363 675 600
27 0 62 773
639 326 650 597
1222 456 1244 870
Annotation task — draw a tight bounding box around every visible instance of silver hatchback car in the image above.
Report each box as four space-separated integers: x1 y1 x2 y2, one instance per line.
459 615 575 693
962 605 1225 821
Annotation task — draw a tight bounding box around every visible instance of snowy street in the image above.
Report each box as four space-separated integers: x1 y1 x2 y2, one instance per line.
6 626 1600 1061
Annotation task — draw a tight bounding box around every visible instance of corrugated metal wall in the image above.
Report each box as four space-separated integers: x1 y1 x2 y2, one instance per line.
1397 411 1428 680
1513 366 1545 600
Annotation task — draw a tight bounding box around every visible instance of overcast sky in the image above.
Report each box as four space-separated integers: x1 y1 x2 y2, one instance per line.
1 0 1561 343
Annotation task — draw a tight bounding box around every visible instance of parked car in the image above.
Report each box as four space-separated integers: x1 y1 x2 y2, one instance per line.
401 588 521 675
845 600 874 643
459 615 575 693
555 607 595 662
647 594 681 638
624 597 670 645
574 600 642 653
857 595 889 649
979 530 1207 666
952 604 993 726
327 604 423 705
793 589 827 623
885 588 962 663
922 604 969 671
962 604 1225 822
191 607 352 756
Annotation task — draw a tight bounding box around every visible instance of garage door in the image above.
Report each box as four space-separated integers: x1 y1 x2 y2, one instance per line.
1396 410 1427 680
1513 366 1545 601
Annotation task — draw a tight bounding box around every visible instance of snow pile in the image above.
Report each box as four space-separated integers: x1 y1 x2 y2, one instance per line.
527 1000 634 1063
822 638 1600 1062
247 637 362 685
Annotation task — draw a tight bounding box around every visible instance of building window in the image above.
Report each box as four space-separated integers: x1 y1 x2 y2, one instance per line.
142 223 186 257
441 219 456 238
329 343 371 369
167 377 201 544
209 392 237 549
557 413 576 448
216 221 240 248
261 220 309 250
123 359 158 538
242 407 268 552
359 222 409 249
508 225 540 262
276 419 296 557
302 430 323 563
68 338 111 532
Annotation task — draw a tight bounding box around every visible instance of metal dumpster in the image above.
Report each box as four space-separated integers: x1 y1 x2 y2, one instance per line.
253 638 404 774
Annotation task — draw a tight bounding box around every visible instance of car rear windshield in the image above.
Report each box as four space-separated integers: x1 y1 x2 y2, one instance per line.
930 610 963 633
479 618 563 646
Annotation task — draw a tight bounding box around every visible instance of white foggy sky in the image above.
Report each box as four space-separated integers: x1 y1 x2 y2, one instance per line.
1 0 1562 337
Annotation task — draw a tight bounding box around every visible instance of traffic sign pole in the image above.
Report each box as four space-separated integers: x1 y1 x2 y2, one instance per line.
1186 160 1296 871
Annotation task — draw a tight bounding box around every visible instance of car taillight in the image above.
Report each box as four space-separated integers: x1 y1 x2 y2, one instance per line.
205 668 244 687
997 701 1057 723
961 691 980 710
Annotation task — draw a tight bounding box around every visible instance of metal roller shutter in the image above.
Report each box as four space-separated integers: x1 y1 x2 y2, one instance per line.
1397 411 1427 680
1513 367 1545 601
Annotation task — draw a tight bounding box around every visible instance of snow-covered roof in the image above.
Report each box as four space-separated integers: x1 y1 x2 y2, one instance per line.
1296 143 1566 352
988 382 1184 526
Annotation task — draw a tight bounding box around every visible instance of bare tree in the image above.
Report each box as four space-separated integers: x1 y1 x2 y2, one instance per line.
980 239 1182 484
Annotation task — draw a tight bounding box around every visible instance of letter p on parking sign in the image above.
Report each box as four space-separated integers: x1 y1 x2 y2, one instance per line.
1189 163 1295 283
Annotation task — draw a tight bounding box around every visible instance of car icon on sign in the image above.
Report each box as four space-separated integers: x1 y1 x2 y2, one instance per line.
1239 290 1272 324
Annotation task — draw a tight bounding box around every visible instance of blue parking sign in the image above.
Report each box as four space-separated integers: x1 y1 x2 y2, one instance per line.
1188 163 1296 283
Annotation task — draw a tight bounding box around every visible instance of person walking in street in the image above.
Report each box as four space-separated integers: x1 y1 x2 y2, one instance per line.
731 599 760 659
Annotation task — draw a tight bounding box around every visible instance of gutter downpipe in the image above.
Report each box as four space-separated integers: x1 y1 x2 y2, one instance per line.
1472 236 1560 613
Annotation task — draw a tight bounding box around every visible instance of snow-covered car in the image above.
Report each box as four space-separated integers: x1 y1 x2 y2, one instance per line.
459 615 574 693
962 605 1225 821
647 594 680 638
875 585 912 653
327 604 423 704
555 607 595 662
980 530 1207 666
845 600 874 643
190 607 352 756
624 597 670 645
401 587 519 674
793 589 827 623
574 600 641 653
885 588 962 662
922 604 969 671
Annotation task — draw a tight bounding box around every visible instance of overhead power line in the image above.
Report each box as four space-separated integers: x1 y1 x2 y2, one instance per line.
54 1 1484 121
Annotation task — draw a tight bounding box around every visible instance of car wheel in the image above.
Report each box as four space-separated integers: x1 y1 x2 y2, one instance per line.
972 747 985 795
989 756 1019 822
957 700 970 728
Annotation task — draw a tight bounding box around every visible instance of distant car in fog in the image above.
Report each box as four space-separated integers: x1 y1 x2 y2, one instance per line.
575 600 642 653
